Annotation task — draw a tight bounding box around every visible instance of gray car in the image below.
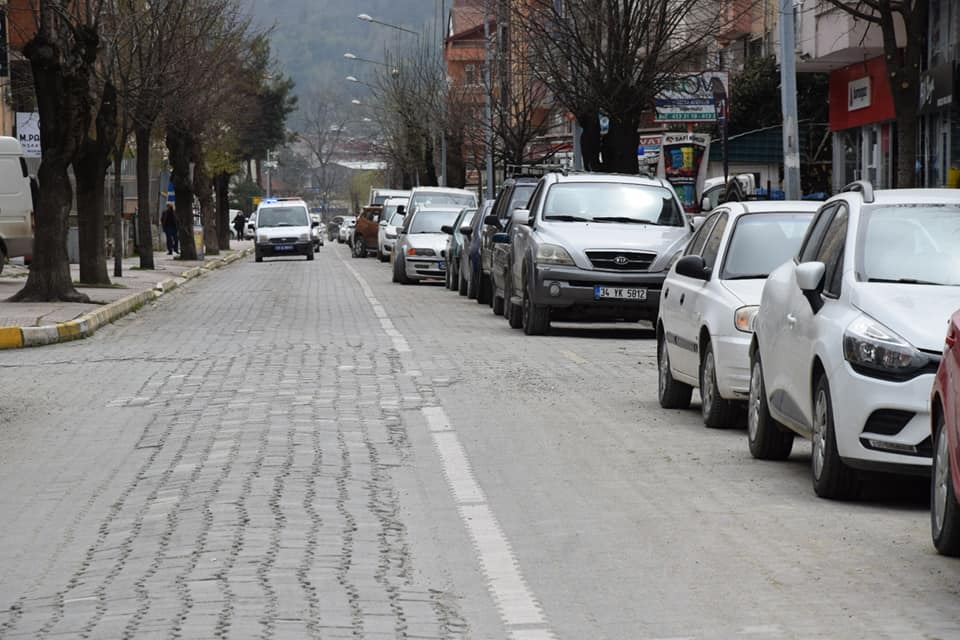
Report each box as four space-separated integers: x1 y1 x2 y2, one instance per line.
503 173 694 334
392 206 463 284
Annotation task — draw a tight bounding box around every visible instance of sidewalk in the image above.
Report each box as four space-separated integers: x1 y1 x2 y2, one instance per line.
0 240 254 349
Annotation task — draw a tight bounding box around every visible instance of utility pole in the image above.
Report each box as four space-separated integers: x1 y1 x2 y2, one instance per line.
779 0 801 199
483 0 495 200
440 0 447 187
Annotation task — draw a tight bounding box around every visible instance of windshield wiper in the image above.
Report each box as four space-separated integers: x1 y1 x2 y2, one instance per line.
544 215 589 222
867 277 943 285
724 274 768 280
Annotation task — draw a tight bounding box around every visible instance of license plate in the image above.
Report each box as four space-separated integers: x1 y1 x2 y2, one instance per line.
594 286 647 301
275 245 293 251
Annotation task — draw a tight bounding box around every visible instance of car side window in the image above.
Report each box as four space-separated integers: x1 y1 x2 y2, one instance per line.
701 213 729 269
816 205 848 297
798 204 838 262
685 212 720 256
525 182 546 218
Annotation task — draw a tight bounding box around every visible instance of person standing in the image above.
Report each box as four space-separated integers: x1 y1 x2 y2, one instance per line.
232 210 246 241
162 204 179 255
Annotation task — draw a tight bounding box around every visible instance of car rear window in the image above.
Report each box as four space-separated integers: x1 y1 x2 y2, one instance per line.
721 212 814 279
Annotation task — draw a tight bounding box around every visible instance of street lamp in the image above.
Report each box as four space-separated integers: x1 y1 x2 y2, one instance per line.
357 13 420 38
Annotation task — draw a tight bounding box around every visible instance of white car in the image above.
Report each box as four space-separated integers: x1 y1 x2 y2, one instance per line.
657 201 818 427
254 199 316 262
392 206 462 284
310 214 323 251
244 211 258 239
378 197 408 263
748 182 960 498
338 217 356 243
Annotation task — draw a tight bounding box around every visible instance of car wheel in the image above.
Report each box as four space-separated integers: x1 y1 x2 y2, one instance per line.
746 353 793 459
458 268 468 296
477 273 492 305
467 267 479 299
933 409 960 556
307 251 314 261
353 237 366 258
505 277 522 328
521 277 549 335
700 342 736 428
811 374 859 499
492 292 504 316
392 256 401 283
255 250 263 263
379 249 389 263
657 332 692 409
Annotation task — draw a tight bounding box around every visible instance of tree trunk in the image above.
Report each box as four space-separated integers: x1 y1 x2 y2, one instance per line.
113 144 124 278
135 126 155 269
215 173 231 250
11 27 93 303
166 127 198 260
74 82 117 286
602 118 640 175
578 114 603 172
193 159 218 256
422 136 439 186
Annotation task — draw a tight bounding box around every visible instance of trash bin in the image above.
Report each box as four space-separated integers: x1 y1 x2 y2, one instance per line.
193 225 204 260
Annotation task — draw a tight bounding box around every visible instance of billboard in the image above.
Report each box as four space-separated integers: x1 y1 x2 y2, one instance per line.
655 72 730 123
16 112 40 157
656 132 711 214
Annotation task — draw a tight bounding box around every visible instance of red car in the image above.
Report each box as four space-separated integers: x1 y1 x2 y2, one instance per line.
931 311 960 556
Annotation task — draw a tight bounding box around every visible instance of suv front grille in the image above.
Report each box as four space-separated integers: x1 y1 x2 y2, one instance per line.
270 237 299 244
586 251 656 271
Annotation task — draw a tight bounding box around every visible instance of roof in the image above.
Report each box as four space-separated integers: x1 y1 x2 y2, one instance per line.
411 186 476 195
846 189 960 205
718 201 822 217
0 136 24 156
551 172 670 188
372 188 410 197
448 4 487 41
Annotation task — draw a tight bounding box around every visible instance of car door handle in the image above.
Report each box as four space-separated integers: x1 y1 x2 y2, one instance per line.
786 313 797 326
679 293 685 305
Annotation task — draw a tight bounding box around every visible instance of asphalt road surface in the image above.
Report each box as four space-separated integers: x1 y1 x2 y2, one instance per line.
1 244 958 639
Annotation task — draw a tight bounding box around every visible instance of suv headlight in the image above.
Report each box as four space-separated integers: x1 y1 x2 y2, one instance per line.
385 228 397 239
299 233 310 241
407 248 435 256
536 244 575 266
842 315 929 377
734 306 759 333
257 234 269 244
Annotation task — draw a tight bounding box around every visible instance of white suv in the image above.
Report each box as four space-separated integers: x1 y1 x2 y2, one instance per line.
748 182 960 498
657 201 818 427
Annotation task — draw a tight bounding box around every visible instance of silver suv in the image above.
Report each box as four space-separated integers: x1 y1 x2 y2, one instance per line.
502 172 693 334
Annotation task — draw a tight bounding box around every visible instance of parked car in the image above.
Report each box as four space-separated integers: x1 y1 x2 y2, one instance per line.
490 207 533 319
503 172 692 335
405 186 476 219
441 207 477 291
254 199 317 262
462 199 496 298
369 187 410 207
353 205 382 258
478 177 538 304
244 211 258 240
656 201 818 427
326 215 344 242
310 214 323 251
377 198 408 263
931 311 960 556
392 206 462 284
338 217 356 243
748 182 960 499
0 137 35 274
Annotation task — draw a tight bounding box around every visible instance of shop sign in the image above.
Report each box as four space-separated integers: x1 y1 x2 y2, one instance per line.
655 72 729 123
848 77 871 111
919 63 955 114
16 112 40 158
655 132 711 214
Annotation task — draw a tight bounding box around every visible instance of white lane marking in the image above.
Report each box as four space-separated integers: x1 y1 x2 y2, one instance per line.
341 258 410 353
342 253 556 639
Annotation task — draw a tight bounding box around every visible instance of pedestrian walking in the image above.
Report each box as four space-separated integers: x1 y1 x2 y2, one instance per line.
232 210 246 241
162 204 179 255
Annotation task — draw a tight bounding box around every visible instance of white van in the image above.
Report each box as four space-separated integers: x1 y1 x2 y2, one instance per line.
0 137 34 274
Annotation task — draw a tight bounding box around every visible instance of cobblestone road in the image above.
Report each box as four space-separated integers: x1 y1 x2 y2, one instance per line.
1 244 959 639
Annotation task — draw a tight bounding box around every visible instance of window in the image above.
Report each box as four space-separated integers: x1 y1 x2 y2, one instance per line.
465 64 476 86
685 212 719 256
798 204 838 262
701 213 729 269
525 182 546 218
815 205 848 296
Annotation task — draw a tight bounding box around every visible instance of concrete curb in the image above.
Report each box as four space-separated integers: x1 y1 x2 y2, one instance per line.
0 247 252 350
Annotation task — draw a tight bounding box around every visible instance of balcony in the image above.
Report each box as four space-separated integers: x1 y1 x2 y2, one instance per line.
718 0 755 42
794 4 905 73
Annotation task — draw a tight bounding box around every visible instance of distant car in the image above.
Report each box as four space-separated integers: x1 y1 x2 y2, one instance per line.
749 182 960 499
369 187 410 207
254 199 316 262
244 211 258 239
656 201 818 427
327 215 344 242
462 199 496 298
405 186 477 219
931 310 960 556
338 217 356 243
392 206 462 284
377 198 408 263
353 206 382 258
310 214 323 251
441 207 477 291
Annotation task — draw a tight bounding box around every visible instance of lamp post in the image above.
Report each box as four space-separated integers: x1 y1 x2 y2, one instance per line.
357 13 420 38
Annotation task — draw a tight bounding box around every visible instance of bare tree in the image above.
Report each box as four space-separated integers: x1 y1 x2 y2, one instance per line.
516 0 720 174
300 91 348 216
823 0 926 187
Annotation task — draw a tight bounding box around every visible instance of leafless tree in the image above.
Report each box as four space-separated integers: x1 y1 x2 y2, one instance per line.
300 91 348 215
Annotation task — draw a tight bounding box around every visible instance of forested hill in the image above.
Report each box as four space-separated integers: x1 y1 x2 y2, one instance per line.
248 0 443 95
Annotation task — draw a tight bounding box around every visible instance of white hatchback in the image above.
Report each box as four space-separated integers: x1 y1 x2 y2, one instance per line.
748 183 960 498
657 201 818 427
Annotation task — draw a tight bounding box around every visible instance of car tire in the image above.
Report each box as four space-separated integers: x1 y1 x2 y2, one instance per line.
700 342 736 428
746 353 793 460
933 409 960 556
467 267 479 299
477 273 492 305
505 277 522 328
458 269 468 296
255 250 263 263
353 237 366 258
657 332 692 409
378 250 389 263
811 374 859 499
395 256 412 285
492 292 504 316
307 251 314 261
0 244 6 275
521 277 549 335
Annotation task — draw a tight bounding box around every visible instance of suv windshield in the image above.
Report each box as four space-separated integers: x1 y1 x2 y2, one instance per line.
858 204 960 285
409 209 460 234
258 206 309 227
721 212 814 279
543 183 684 226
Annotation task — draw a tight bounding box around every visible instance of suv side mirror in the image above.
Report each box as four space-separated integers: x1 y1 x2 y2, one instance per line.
675 255 711 280
795 261 826 312
311 220 320 227
511 209 530 226
460 225 473 236
700 196 711 212
441 225 454 235
483 214 500 227
690 215 706 231
379 220 388 227
396 205 405 215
